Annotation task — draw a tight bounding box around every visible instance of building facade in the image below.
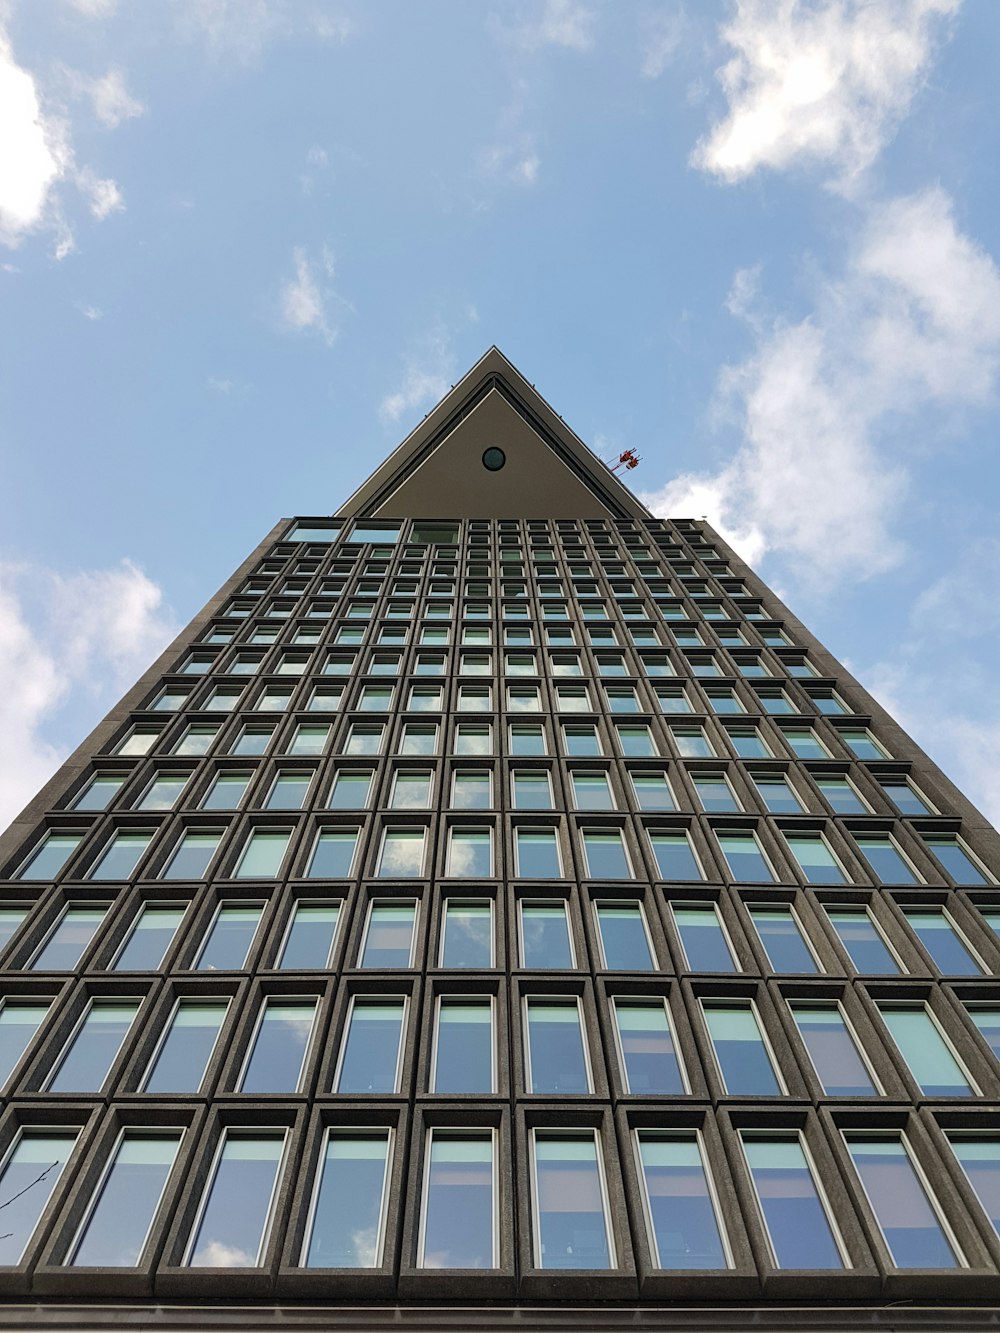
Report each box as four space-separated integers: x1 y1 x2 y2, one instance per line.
1 349 1000 1330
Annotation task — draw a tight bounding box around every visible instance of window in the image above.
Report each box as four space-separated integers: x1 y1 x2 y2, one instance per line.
185 1129 288 1267
748 904 819 972
419 1131 497 1269
289 724 330 756
876 1004 974 1096
71 774 125 812
702 1000 782 1095
512 770 554 810
46 998 140 1092
302 1129 392 1268
691 773 740 813
235 828 291 879
377 827 426 878
400 723 438 756
629 771 675 811
671 726 715 758
141 998 229 1093
137 774 189 811
335 998 406 1092
581 829 631 879
345 724 384 755
0 907 26 955
520 901 574 968
594 901 654 970
88 831 152 881
741 1135 844 1269
391 770 433 809
783 831 847 885
69 1129 182 1267
455 723 491 755
407 686 442 712
514 827 562 878
361 901 417 967
508 686 542 713
715 830 776 883
825 907 901 974
450 770 492 809
844 1134 960 1267
790 1003 878 1095
445 826 493 877
266 770 314 809
531 1132 613 1269
113 903 186 970
613 1000 684 1092
229 726 271 756
853 835 919 885
755 689 794 715
329 770 374 809
256 686 293 710
32 905 109 970
779 728 828 760
636 1133 727 1269
922 835 991 885
753 775 804 814
727 727 772 759
606 687 640 713
163 830 222 880
648 830 702 881
307 827 359 878
203 688 242 712
840 728 889 760
0 1129 79 1264
945 1136 1000 1244
432 997 495 1093
563 724 601 756
901 907 983 974
0 1000 51 1086
704 688 744 715
617 725 658 757
195 902 264 971
672 903 737 971
879 777 934 816
239 997 318 1093
440 899 493 967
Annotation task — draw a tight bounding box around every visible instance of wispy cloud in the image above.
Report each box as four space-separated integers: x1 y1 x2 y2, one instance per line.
639 4 686 79
641 188 1000 583
64 66 145 128
76 166 124 218
490 0 596 53
278 245 337 344
378 323 457 426
77 302 103 320
692 0 960 191
179 0 354 62
0 559 178 828
63 0 118 15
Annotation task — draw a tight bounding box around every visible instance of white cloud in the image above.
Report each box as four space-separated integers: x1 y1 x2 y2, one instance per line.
76 166 124 218
278 246 335 344
640 5 685 79
478 138 541 187
0 560 178 829
640 188 1000 583
491 0 596 53
65 66 145 128
379 324 454 426
179 0 354 61
77 302 103 319
0 29 69 248
692 0 960 190
63 0 118 15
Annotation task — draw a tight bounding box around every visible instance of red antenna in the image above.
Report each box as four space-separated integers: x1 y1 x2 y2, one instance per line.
606 449 642 475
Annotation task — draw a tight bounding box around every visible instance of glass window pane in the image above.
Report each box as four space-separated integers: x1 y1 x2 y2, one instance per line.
515 828 562 878
196 903 263 971
790 1004 877 1096
201 772 251 810
0 1130 79 1263
187 1130 286 1267
673 904 736 972
784 833 846 885
440 900 492 967
142 999 228 1093
0 1001 51 1086
753 777 804 814
595 903 653 970
33 906 108 970
716 832 774 883
638 1134 727 1269
451 771 491 809
649 832 702 881
743 1137 843 1268
329 771 374 808
266 772 313 809
582 830 631 879
114 904 186 970
71 1131 181 1266
614 1000 684 1094
164 831 222 880
0 907 28 955
235 830 291 880
47 1000 140 1092
433 999 494 1094
901 909 982 975
446 827 492 877
748 906 818 972
826 908 900 974
72 775 125 811
520 902 573 968
813 776 867 814
946 1136 1000 1242
513 772 553 810
239 998 317 1093
629 772 674 811
138 775 189 811
691 775 739 813
336 999 405 1093
361 902 416 967
533 1133 612 1269
854 837 917 885
878 1005 972 1096
278 902 340 969
303 1130 391 1267
846 1135 959 1267
967 1005 1000 1060
89 832 151 880
420 1131 495 1269
377 829 426 877
525 999 590 1093
703 1002 781 1095
308 829 359 878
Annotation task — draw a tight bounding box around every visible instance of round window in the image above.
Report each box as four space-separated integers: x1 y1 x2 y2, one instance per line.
482 447 506 472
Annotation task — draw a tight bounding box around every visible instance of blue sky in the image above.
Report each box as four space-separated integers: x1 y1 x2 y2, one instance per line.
2 0 1000 826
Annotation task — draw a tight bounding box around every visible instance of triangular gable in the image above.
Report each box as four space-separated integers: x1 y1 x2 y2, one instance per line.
335 347 651 522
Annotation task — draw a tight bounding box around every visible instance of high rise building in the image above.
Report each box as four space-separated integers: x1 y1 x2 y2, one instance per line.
1 347 999 1332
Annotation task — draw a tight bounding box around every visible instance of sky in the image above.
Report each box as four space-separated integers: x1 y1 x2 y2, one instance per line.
2 0 1000 828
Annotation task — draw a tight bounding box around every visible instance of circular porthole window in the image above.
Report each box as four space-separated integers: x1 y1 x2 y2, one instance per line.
482 447 506 472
